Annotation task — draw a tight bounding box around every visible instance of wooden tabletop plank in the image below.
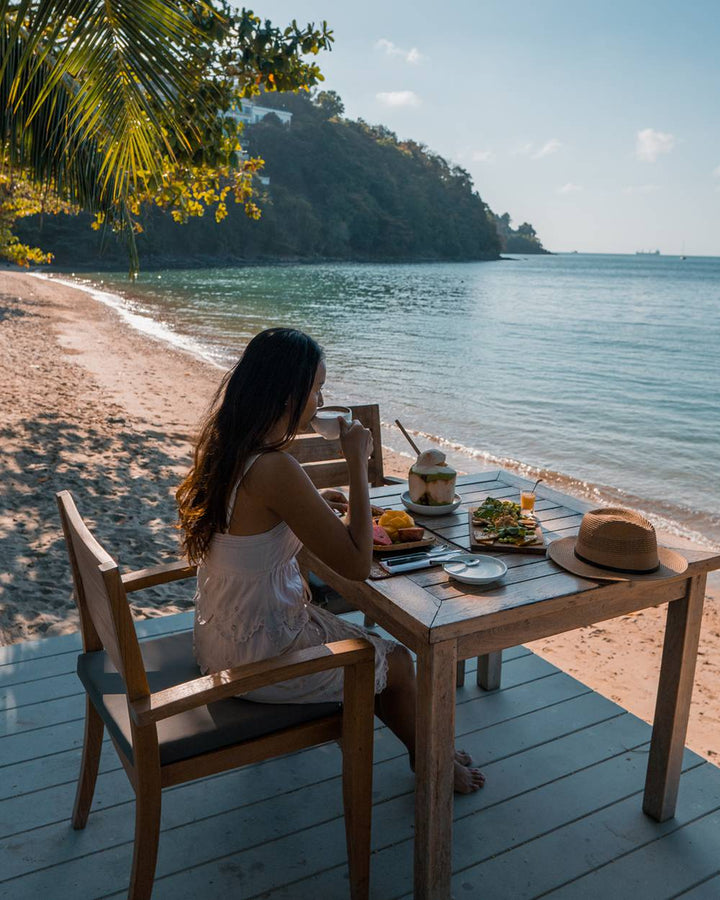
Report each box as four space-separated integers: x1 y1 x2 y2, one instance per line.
429 570 597 625
430 572 702 643
424 517 582 549
425 559 565 601
411 553 547 589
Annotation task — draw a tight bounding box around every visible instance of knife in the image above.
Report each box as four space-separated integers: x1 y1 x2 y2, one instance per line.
385 547 450 566
384 552 464 573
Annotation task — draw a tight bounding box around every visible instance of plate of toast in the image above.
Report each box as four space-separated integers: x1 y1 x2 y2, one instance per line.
469 497 547 554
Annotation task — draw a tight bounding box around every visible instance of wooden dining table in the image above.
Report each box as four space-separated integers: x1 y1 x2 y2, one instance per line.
301 468 720 900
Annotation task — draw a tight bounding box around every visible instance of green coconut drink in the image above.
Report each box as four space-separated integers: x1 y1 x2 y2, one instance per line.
408 450 457 506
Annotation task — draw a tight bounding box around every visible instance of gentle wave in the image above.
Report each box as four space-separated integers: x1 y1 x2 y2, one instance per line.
33 273 225 368
33 265 720 554
381 422 720 551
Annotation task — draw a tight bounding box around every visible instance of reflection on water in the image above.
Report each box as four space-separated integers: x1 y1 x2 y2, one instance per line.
62 253 720 547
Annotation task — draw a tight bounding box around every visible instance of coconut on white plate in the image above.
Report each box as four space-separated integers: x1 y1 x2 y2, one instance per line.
408 449 457 506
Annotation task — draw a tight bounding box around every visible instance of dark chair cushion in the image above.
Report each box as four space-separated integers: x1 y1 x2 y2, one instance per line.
77 630 341 766
307 571 357 615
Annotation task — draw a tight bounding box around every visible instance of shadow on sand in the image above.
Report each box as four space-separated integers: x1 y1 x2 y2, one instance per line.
0 409 196 642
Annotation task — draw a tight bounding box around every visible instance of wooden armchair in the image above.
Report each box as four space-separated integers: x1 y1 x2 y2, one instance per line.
56 490 375 900
288 403 402 619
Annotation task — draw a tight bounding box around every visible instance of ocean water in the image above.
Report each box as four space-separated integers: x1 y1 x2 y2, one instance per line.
56 253 720 548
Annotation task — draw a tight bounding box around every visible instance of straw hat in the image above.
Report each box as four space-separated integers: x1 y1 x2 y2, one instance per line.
547 507 688 582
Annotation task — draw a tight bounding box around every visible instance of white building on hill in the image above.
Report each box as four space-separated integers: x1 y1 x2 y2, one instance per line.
231 101 292 128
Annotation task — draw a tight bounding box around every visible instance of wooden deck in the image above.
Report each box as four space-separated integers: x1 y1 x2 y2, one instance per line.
2 611 719 900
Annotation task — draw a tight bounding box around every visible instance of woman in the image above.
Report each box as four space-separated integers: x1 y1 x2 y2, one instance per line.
177 327 483 793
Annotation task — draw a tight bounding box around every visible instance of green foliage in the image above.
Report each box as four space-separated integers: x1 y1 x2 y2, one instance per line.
492 211 548 254
0 156 76 264
195 91 502 261
16 91 548 266
0 2 333 269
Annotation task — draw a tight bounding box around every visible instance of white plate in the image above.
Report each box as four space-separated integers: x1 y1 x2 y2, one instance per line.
401 491 462 516
443 555 507 585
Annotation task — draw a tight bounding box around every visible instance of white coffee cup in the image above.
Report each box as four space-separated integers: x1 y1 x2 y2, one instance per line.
310 406 353 440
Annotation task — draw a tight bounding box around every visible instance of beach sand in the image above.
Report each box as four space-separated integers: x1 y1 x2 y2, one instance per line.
1 269 718 765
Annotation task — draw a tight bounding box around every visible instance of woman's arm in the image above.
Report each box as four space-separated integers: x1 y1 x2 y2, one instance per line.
248 422 374 580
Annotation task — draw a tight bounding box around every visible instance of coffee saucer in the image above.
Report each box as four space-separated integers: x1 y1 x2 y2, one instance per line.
444 556 507 585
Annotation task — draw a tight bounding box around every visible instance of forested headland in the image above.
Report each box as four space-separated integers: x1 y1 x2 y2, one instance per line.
15 90 547 267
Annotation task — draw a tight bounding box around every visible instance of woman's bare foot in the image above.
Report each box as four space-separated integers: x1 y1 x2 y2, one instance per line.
455 749 473 767
454 761 485 794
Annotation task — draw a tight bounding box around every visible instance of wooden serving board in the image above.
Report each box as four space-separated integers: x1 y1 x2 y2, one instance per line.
468 510 547 554
373 530 435 555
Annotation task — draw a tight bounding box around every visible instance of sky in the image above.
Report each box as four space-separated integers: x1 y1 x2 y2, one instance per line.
255 0 720 256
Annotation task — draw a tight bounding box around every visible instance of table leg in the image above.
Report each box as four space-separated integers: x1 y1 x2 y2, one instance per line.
643 574 706 821
476 651 502 691
414 640 457 900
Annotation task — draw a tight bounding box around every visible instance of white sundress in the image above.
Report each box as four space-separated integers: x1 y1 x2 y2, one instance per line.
193 453 396 703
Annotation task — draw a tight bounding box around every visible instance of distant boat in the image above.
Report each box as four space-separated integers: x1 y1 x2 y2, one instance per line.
635 249 661 255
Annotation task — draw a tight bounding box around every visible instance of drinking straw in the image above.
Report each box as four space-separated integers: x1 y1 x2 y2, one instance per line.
531 478 543 492
395 419 421 455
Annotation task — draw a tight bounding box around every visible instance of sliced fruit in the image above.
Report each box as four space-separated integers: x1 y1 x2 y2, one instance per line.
397 526 425 542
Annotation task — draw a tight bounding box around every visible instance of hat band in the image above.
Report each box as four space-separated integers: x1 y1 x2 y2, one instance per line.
574 548 660 575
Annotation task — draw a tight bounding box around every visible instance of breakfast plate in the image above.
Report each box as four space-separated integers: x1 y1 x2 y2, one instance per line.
469 497 547 554
443 555 507 585
401 491 462 516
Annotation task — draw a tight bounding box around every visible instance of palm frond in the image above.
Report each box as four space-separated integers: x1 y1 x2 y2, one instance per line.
2 1 223 201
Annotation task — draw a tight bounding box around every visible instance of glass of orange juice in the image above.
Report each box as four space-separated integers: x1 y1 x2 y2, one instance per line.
520 491 536 516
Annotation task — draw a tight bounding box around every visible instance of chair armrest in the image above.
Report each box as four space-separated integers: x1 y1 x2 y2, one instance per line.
382 476 405 484
130 638 375 727
122 561 197 593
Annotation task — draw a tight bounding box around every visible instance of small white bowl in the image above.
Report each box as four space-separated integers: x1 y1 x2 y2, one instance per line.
401 491 462 516
310 406 352 440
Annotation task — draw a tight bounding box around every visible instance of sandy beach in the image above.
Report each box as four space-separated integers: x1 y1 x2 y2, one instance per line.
1 269 718 765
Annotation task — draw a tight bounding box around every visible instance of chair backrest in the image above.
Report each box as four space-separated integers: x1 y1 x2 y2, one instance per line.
288 403 387 488
57 490 149 700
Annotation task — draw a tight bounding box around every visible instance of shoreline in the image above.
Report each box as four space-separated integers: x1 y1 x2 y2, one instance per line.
37 271 720 552
1 269 718 766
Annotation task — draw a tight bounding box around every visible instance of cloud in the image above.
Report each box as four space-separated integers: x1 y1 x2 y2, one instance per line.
636 128 675 162
376 90 421 108
375 38 424 64
713 164 720 178
512 139 562 159
558 182 582 194
512 142 535 157
623 184 660 194
472 150 495 163
532 138 562 159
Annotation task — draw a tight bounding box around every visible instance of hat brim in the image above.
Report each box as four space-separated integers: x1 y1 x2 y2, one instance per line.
547 537 688 582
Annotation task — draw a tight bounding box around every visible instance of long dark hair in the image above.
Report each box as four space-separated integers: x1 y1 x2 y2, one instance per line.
177 328 324 562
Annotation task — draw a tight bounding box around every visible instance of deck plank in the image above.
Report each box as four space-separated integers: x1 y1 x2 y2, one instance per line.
541 808 720 899
0 653 563 837
447 764 720 900
1 612 718 900
675 874 720 899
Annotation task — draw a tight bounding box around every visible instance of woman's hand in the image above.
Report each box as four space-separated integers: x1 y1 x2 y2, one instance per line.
320 489 348 514
339 418 373 468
